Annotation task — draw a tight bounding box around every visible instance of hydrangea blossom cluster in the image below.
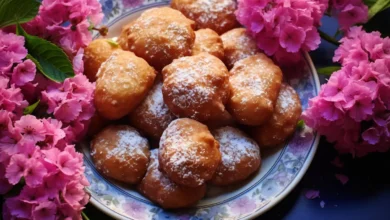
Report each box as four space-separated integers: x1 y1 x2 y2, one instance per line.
0 0 101 217
303 27 390 157
1 115 89 219
235 0 329 64
22 0 103 56
329 0 368 31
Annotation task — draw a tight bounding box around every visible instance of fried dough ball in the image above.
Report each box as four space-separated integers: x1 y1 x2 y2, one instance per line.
228 54 283 126
138 149 207 208
171 0 239 34
159 119 221 187
204 110 235 129
94 50 156 120
87 112 110 137
211 127 261 186
129 80 176 140
192 29 224 60
221 28 260 69
91 125 150 184
118 7 195 70
162 53 230 122
251 84 302 148
83 39 121 82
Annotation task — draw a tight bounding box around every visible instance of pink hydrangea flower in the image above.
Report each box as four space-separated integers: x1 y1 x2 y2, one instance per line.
24 0 103 57
11 59 36 86
303 27 390 157
14 115 46 145
0 0 100 218
32 201 57 220
5 154 28 185
24 158 47 187
0 30 28 72
0 77 28 117
236 0 328 64
5 197 33 219
330 0 368 30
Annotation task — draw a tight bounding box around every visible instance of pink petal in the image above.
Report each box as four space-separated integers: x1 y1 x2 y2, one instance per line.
330 157 344 168
335 173 349 185
304 189 320 199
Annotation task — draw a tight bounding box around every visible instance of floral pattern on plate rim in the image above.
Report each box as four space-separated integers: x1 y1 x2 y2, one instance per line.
82 0 320 219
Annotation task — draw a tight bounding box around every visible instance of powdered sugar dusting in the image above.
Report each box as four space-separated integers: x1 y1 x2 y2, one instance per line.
278 85 296 113
159 119 211 186
143 149 180 194
140 81 175 129
106 129 148 163
187 0 236 28
163 54 226 119
213 126 260 171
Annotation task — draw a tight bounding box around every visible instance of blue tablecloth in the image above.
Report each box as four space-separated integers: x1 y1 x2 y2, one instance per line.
86 9 390 220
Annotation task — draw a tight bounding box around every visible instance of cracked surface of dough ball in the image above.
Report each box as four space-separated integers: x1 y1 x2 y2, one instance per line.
211 126 261 186
251 84 302 148
118 7 195 70
192 28 224 60
91 125 150 184
171 0 238 34
228 54 283 126
162 53 229 122
129 80 176 140
221 28 260 69
138 149 206 208
94 50 156 120
159 119 221 187
83 39 121 82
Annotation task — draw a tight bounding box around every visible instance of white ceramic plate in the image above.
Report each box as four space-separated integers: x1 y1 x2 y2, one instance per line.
82 0 320 219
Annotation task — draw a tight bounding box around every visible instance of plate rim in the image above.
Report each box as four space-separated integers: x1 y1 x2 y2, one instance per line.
86 51 320 220
241 52 321 219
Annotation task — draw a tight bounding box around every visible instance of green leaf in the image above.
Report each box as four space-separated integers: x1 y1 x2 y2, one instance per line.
17 24 75 82
297 120 305 130
0 0 40 28
363 0 377 7
364 0 390 19
81 211 90 220
23 100 40 115
317 66 341 76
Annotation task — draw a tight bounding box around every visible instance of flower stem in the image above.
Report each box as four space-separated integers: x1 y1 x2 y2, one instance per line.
318 29 340 46
82 211 90 220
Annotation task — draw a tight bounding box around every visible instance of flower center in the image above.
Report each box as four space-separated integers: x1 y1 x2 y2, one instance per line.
24 126 35 135
264 2 276 12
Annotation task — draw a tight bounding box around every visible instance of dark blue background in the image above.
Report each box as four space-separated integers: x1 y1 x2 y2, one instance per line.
87 8 390 220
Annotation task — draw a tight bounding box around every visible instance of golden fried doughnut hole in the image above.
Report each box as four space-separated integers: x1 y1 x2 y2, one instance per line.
90 125 150 184
204 110 236 129
221 28 260 69
159 118 221 187
83 39 121 82
129 80 176 140
94 50 156 120
118 7 195 70
162 53 230 122
192 29 224 60
211 126 261 186
171 0 239 34
228 54 283 126
138 149 206 208
87 112 110 137
251 84 302 148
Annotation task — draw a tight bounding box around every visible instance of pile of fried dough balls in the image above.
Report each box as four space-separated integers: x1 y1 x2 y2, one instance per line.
85 0 302 209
